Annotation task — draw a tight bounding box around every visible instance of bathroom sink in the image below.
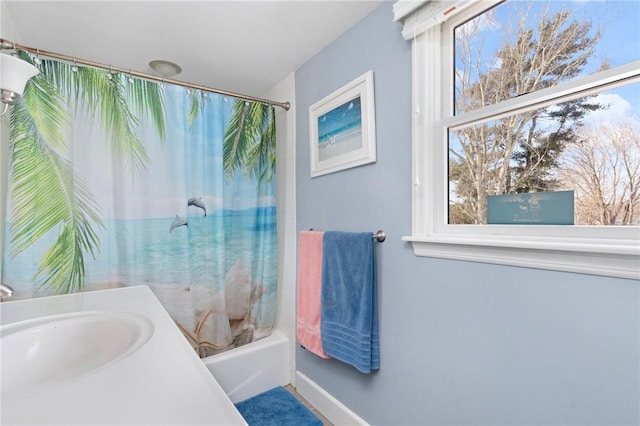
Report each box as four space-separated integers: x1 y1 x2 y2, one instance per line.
1 311 154 394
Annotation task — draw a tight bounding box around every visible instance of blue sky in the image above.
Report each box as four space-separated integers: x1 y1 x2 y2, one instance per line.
482 0 639 72
454 0 639 123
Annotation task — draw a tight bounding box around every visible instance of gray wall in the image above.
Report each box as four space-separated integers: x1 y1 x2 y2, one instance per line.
294 3 639 425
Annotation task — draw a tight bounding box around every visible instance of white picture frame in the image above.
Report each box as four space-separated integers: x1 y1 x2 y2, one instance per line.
309 70 376 177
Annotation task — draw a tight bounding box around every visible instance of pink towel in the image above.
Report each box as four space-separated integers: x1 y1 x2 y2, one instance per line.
296 231 330 359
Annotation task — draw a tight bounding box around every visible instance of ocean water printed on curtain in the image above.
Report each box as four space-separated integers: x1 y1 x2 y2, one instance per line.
2 53 277 357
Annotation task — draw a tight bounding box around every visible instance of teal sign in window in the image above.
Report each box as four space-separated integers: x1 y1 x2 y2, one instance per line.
487 191 574 225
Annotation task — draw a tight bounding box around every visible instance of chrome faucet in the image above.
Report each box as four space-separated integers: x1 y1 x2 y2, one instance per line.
0 283 14 298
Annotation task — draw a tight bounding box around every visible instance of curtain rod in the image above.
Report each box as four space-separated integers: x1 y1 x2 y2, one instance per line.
0 38 291 111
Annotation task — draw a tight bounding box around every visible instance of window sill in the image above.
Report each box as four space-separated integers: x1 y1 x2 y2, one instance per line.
402 235 640 279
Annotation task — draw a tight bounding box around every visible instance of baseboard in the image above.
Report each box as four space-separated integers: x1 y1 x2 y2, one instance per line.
295 371 370 426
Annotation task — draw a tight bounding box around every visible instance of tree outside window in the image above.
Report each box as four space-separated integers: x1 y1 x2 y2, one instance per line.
447 1 639 226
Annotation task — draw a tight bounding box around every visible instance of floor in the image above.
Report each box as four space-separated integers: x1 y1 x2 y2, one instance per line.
285 384 334 426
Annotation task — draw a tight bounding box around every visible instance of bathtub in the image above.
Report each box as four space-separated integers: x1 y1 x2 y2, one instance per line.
202 330 291 403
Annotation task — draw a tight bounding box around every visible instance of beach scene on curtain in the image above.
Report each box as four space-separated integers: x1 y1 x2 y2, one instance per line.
2 56 277 357
317 95 363 161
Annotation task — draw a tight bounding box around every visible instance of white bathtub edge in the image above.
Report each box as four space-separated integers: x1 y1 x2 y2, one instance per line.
295 371 370 426
203 330 290 403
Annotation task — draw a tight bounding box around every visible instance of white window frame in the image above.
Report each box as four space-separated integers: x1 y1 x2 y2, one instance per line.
400 0 640 279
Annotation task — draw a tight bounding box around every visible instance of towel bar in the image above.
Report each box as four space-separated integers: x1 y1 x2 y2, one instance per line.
308 229 386 243
372 230 386 242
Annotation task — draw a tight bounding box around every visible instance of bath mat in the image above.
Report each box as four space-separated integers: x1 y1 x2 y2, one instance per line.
234 386 323 426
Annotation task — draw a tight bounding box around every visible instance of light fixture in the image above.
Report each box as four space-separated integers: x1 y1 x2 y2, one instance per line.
0 52 40 116
149 60 182 78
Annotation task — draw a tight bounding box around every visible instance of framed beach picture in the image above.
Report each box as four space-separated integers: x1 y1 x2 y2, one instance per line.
309 70 376 177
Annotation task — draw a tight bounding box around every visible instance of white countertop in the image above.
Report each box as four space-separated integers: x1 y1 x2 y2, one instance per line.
0 285 248 426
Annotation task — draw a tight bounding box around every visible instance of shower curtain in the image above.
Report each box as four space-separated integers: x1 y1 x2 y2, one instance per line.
2 54 277 357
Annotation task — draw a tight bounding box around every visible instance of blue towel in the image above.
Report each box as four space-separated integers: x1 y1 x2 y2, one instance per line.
321 231 379 374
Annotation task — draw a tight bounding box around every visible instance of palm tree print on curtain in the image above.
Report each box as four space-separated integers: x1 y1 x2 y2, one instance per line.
2 53 277 356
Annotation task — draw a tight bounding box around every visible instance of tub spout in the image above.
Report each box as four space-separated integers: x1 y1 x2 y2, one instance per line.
1 283 14 298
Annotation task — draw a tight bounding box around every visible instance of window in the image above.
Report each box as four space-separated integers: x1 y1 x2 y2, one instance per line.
396 0 639 278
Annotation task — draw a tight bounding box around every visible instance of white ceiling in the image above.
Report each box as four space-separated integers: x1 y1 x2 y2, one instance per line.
3 1 384 99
